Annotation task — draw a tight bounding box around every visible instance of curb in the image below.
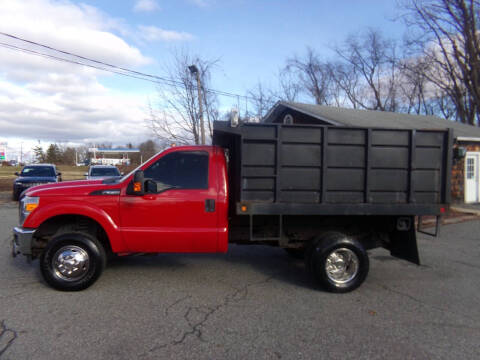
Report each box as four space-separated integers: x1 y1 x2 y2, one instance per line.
450 206 480 216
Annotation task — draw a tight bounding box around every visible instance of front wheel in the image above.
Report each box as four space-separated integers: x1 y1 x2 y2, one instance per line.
306 232 369 293
40 232 106 291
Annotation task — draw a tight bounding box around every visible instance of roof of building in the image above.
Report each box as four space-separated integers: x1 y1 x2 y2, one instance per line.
263 101 480 139
89 148 140 153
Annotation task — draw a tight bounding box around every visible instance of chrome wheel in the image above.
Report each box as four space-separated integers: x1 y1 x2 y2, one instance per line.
53 245 90 281
325 248 359 284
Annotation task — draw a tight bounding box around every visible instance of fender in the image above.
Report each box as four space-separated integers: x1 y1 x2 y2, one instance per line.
24 201 127 253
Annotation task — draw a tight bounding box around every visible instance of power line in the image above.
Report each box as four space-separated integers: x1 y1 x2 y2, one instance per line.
0 31 254 102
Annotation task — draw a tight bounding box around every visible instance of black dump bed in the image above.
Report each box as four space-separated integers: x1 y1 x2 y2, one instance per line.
213 121 453 216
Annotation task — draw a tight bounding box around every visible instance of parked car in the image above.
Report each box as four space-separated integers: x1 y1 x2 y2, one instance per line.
12 164 61 201
12 121 452 292
85 165 122 180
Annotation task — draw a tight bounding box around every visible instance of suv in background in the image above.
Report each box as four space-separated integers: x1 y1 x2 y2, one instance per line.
13 164 61 200
85 165 122 180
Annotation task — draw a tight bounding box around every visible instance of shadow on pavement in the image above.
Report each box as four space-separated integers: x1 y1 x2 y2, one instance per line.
106 244 319 291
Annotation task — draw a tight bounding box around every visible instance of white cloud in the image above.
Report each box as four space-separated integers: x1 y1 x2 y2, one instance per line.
138 25 194 42
0 0 155 146
134 0 160 13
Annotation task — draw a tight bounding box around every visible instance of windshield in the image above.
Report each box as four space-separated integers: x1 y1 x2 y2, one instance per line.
21 166 56 177
117 151 163 183
90 167 120 177
101 151 164 185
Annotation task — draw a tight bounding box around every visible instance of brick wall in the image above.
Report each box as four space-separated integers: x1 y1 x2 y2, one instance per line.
451 142 480 203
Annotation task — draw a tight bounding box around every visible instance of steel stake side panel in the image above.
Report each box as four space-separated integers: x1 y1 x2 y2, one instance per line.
213 121 452 216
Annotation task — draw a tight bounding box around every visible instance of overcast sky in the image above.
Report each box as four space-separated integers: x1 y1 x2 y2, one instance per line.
0 0 406 159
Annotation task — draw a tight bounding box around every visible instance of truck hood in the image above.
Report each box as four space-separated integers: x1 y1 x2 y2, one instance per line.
25 179 109 197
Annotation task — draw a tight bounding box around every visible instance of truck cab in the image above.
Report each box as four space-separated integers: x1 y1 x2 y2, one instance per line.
13 145 228 291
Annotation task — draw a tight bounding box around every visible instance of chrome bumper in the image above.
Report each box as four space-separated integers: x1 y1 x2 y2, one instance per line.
12 227 36 257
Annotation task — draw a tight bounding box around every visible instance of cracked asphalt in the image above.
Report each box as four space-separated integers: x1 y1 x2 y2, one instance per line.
1 200 480 359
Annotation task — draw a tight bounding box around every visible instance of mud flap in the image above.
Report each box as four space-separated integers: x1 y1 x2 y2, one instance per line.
388 219 420 265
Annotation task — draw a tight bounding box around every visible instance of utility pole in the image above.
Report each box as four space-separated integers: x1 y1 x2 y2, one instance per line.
188 65 205 145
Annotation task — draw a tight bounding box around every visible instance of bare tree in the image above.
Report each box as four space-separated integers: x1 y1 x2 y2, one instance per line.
246 82 277 118
333 29 402 111
397 56 433 114
284 47 337 105
400 0 480 124
277 69 301 102
148 50 220 145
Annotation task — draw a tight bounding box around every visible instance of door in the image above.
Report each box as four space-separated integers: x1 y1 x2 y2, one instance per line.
120 150 219 253
465 153 479 203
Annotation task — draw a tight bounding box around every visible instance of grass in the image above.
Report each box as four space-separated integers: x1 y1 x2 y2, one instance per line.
0 164 137 192
0 165 89 192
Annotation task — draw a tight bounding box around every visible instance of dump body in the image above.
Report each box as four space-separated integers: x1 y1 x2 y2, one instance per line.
213 121 453 216
12 122 454 291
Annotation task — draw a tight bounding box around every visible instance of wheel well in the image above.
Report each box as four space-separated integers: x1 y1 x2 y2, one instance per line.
33 215 112 258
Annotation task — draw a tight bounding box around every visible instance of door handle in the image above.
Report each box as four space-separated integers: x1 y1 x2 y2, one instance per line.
205 199 215 212
142 195 156 200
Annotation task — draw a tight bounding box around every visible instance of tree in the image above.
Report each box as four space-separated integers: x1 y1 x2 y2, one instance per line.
284 47 337 105
247 82 277 118
400 0 480 124
333 29 402 111
60 147 76 165
45 144 61 164
148 50 220 145
277 68 302 102
139 140 158 160
33 145 45 163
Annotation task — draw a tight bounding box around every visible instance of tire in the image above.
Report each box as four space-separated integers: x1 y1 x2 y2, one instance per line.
284 248 305 259
306 232 369 293
40 232 106 291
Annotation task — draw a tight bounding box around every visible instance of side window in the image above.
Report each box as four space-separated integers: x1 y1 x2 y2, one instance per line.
144 151 209 190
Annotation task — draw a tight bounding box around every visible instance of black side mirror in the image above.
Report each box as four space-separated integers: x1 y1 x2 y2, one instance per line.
57 172 62 176
14 172 19 176
127 170 145 195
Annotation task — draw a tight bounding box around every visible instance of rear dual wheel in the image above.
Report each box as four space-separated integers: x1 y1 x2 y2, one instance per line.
40 232 106 291
306 232 369 293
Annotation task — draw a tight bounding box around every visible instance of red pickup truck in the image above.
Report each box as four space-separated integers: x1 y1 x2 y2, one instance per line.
12 121 452 292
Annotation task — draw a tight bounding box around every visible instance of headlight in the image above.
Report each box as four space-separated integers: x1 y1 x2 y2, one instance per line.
19 196 39 226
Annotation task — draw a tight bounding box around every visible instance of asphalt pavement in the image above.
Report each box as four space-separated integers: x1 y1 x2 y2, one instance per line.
1 200 479 360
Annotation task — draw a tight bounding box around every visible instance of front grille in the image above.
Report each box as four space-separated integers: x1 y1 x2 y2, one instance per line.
25 182 52 188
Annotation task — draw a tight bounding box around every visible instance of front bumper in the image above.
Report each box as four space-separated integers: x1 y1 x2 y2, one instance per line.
12 227 36 257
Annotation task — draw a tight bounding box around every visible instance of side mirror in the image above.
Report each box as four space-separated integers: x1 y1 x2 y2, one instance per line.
127 170 145 195
14 172 19 176
57 172 62 176
84 172 88 177
120 172 124 176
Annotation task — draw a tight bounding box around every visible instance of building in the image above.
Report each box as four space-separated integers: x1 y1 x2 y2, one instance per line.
88 148 140 166
263 101 480 204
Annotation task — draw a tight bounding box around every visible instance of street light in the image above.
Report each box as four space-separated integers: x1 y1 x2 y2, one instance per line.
188 64 205 145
